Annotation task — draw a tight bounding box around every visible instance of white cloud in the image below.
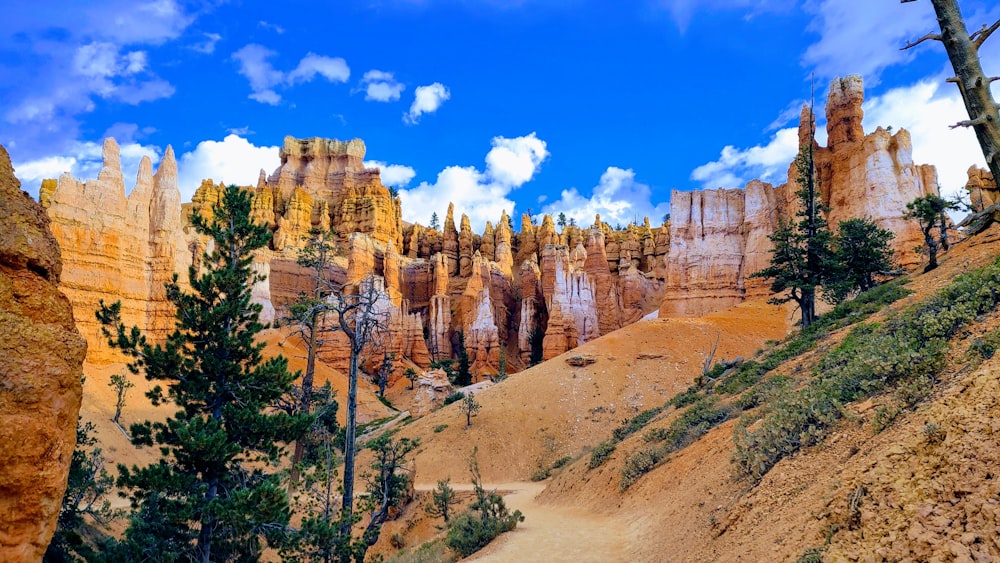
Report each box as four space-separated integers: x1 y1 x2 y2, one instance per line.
288 54 350 84
360 70 405 102
691 126 799 189
541 167 670 227
191 32 222 54
177 135 280 202
233 44 350 105
12 140 162 198
258 20 286 34
653 0 795 31
862 78 990 203
232 44 286 105
404 83 450 124
398 133 548 230
484 134 549 186
802 0 937 83
363 160 416 187
0 0 193 164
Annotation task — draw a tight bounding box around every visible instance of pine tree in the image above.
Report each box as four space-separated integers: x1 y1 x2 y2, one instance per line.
424 478 458 524
825 218 896 303
97 184 312 562
456 331 472 386
904 194 957 272
751 146 835 328
404 367 418 390
461 392 481 428
108 372 134 427
429 212 441 231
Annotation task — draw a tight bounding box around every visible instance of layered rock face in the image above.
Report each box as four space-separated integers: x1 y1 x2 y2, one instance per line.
267 136 403 250
0 145 87 561
966 166 997 211
44 139 189 363
661 75 937 317
818 76 937 269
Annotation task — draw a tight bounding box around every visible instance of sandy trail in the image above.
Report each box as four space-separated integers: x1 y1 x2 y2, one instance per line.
415 481 628 562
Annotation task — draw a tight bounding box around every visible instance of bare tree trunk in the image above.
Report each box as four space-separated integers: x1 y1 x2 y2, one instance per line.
290 310 320 483
339 341 360 554
925 226 940 271
934 0 1000 183
906 0 1000 183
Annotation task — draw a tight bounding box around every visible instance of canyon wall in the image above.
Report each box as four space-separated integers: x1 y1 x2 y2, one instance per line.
45 136 666 381
44 75 941 377
0 146 87 561
661 75 937 317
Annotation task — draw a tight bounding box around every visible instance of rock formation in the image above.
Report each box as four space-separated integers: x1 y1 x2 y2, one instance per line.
267 136 403 249
818 76 937 269
965 166 997 211
43 96 944 378
44 139 189 362
540 244 600 359
0 145 87 561
661 75 938 317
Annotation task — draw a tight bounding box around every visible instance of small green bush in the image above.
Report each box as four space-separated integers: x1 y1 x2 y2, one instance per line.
551 456 573 469
620 398 732 489
733 376 792 411
923 421 946 445
433 424 448 433
588 441 616 469
445 504 524 558
443 391 464 406
796 547 825 563
385 539 456 563
620 447 665 490
530 467 551 482
643 427 670 443
871 404 900 434
669 386 704 408
612 406 665 441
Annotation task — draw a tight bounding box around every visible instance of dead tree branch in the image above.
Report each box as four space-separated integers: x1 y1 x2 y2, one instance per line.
971 19 1000 49
950 116 990 129
901 31 943 50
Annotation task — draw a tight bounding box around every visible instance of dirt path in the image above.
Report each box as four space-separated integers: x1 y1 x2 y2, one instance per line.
415 481 628 562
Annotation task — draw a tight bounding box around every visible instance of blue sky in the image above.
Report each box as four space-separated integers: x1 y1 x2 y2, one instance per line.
3 0 998 230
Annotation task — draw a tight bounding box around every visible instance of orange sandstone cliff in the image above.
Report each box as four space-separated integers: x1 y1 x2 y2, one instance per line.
660 75 937 318
0 145 87 561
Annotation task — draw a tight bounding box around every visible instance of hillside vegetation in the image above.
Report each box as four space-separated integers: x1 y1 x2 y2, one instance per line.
76 225 1000 562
